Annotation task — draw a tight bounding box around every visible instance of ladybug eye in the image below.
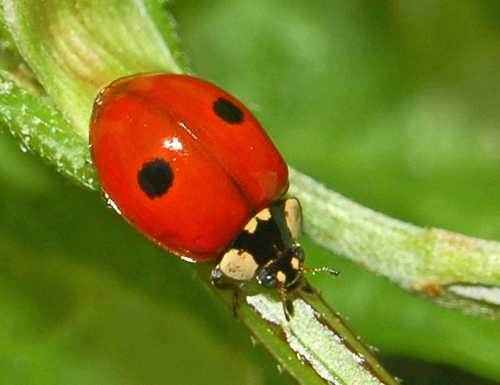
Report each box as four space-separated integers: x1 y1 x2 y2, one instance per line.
138 158 174 199
213 97 244 124
258 268 279 289
292 245 305 262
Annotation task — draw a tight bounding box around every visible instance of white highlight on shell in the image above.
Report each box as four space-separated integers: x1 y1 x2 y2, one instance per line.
104 193 122 215
163 137 183 151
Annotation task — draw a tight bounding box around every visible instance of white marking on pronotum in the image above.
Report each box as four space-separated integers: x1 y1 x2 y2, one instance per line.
284 198 302 240
245 208 271 234
219 249 259 281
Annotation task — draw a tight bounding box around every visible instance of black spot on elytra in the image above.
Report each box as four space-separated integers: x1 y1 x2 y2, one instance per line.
213 97 244 124
138 159 174 199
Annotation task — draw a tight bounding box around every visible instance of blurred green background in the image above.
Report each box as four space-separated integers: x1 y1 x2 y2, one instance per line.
2 0 500 384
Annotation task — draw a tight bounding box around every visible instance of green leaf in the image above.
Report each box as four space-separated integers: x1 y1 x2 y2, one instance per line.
3 0 183 134
0 70 96 187
0 0 184 187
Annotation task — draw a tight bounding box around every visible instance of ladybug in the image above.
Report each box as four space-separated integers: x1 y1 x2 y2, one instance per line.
90 73 337 320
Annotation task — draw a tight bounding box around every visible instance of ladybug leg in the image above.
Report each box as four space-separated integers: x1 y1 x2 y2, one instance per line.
231 291 240 317
279 283 292 322
211 265 240 317
300 279 314 294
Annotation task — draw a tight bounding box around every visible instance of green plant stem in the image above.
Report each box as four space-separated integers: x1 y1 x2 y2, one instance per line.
193 263 400 385
289 169 500 318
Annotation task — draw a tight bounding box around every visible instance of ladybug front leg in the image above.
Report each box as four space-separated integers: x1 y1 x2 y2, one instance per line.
211 265 241 317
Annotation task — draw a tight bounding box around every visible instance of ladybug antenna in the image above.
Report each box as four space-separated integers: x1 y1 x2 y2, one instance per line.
302 266 340 277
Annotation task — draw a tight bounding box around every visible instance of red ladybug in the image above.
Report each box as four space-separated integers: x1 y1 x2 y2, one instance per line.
90 74 337 319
